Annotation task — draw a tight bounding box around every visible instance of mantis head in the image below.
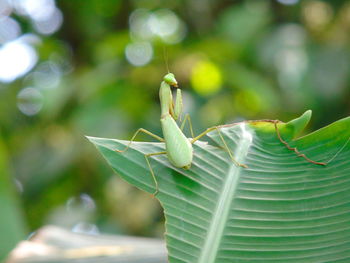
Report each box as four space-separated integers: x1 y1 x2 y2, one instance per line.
164 73 178 87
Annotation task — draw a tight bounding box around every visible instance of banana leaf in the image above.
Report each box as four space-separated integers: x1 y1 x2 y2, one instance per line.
88 111 350 263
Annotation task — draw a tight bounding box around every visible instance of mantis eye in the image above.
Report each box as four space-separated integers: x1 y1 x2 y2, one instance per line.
164 73 178 87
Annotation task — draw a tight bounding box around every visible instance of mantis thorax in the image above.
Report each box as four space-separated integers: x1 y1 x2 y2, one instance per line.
160 73 178 117
159 81 173 117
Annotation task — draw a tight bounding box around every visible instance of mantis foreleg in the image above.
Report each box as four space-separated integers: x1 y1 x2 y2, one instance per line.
173 88 183 121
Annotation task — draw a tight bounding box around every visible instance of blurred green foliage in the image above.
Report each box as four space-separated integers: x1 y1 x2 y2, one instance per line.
0 136 26 260
0 137 26 261
0 0 349 248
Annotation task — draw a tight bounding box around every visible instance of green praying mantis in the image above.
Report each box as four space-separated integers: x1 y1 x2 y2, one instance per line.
115 73 247 195
115 72 335 196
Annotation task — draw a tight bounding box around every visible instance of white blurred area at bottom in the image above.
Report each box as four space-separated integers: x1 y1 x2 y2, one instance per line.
6 225 167 263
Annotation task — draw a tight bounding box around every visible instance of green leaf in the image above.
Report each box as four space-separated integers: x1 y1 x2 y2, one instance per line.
0 136 27 261
88 112 350 263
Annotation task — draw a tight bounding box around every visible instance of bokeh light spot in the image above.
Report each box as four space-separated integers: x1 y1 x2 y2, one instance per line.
0 16 21 43
277 0 299 5
0 38 37 83
32 61 61 89
129 8 186 44
15 0 56 21
33 7 63 35
66 193 96 213
71 222 99 235
129 9 153 41
125 41 153 66
17 87 43 116
191 61 222 96
148 9 186 44
0 0 12 15
302 1 333 31
148 9 179 37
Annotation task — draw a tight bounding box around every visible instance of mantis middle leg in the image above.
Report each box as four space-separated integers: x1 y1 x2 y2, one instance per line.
145 151 167 196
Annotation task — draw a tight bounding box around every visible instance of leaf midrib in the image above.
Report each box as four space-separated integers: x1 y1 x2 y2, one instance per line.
198 123 252 263
198 164 240 263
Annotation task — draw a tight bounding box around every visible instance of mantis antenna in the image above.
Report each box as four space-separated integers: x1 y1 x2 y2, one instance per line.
163 47 170 73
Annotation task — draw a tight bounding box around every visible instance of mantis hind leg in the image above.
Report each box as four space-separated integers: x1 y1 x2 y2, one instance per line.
191 126 248 168
115 128 164 153
273 121 326 166
145 151 167 196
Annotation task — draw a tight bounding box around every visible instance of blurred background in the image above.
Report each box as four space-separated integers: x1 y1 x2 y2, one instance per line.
1 0 350 258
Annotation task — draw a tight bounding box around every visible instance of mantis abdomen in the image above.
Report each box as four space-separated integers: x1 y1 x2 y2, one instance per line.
161 114 193 169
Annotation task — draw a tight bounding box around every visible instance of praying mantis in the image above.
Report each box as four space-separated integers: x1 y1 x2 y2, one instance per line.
115 73 247 195
115 72 338 196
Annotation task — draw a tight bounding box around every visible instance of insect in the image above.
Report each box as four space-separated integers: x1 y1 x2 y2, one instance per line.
115 73 247 195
